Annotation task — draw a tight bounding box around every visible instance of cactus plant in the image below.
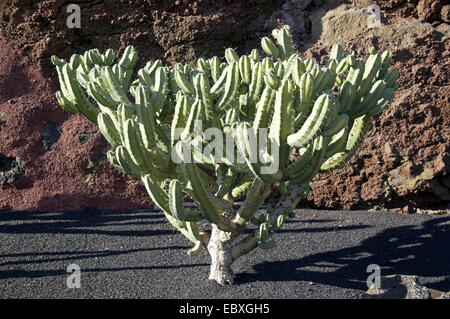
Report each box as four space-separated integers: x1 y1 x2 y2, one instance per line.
51 25 399 285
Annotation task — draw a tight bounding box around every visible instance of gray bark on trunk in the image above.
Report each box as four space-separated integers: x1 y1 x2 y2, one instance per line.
207 225 235 285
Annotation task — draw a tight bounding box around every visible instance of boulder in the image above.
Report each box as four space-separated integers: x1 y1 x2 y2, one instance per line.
362 274 450 299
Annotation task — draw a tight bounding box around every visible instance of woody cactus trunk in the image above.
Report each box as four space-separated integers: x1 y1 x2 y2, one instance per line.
51 26 399 285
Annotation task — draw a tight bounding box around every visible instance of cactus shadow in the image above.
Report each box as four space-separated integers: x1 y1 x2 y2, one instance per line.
277 224 370 233
0 208 210 280
236 216 450 292
0 208 172 237
0 245 208 280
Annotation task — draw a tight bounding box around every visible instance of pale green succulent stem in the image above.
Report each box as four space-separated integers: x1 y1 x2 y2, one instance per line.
231 183 308 260
231 179 270 236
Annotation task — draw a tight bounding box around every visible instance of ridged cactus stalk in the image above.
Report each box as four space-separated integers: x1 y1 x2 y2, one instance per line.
51 25 399 285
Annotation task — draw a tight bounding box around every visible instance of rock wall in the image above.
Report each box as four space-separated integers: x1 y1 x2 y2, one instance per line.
0 0 448 211
0 0 288 211
302 4 450 210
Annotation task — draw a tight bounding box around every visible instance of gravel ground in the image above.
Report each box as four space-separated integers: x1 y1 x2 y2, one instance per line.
0 208 449 299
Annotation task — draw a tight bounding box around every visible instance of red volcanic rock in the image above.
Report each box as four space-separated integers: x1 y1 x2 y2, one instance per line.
0 42 151 212
417 0 443 23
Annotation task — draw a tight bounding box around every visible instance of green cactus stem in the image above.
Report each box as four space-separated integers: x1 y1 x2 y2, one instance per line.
51 28 399 285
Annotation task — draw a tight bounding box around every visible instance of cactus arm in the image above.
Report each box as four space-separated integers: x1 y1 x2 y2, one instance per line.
197 58 210 76
55 91 79 114
290 135 328 184
292 58 306 86
275 26 294 61
168 180 203 222
261 37 279 58
357 53 382 98
287 93 331 149
234 123 283 183
298 72 314 112
320 114 372 171
252 86 275 132
232 178 270 235
176 144 236 233
194 74 222 130
185 222 204 256
170 95 188 147
97 112 121 147
135 85 157 149
324 126 349 158
323 113 349 137
269 80 294 170
210 65 229 97
115 145 142 177
215 168 238 198
123 119 147 169
248 62 264 108
369 88 395 116
141 174 203 244
239 55 252 85
150 67 169 113
337 81 356 113
87 81 119 109
312 68 335 97
61 64 99 123
209 56 221 82
231 183 309 259
330 44 343 60
230 175 253 199
216 61 240 111
346 80 386 119
101 66 132 105
377 51 392 79
113 64 133 93
282 142 314 178
225 48 239 64
180 99 201 142
194 72 214 112
175 70 195 94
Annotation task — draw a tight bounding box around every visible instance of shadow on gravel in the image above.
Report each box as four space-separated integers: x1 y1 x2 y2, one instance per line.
237 216 450 292
1 209 449 292
0 246 188 267
0 209 210 280
0 209 171 237
277 225 370 233
0 263 209 280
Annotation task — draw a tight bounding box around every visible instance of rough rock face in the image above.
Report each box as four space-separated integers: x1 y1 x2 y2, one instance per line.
0 0 285 72
0 1 449 211
0 42 151 211
304 5 450 209
349 0 450 24
417 0 443 23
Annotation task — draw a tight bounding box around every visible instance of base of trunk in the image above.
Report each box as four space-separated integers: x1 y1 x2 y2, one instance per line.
207 226 235 285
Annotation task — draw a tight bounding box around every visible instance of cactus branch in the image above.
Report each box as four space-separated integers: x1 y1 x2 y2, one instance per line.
51 28 399 285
